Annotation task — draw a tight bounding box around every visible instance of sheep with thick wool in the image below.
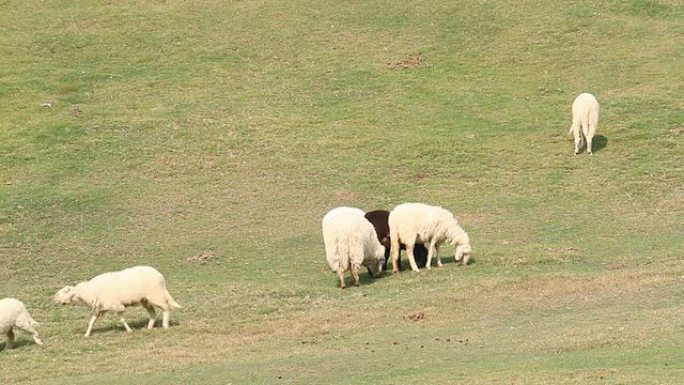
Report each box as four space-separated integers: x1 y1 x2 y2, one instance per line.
388 203 471 273
569 92 600 155
322 207 386 288
53 266 181 337
0 298 43 350
364 209 428 271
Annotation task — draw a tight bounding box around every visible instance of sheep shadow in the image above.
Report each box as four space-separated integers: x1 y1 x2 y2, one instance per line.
336 254 474 288
0 338 40 351
414 255 475 268
358 270 386 286
591 134 608 153
331 269 385 289
377 255 474 276
89 318 180 334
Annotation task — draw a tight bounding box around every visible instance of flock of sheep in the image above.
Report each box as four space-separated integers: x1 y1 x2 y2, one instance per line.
323 92 600 287
2 266 181 349
1 93 599 348
323 202 472 288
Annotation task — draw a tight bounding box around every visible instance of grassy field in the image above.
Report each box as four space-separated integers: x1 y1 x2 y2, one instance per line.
1 0 683 384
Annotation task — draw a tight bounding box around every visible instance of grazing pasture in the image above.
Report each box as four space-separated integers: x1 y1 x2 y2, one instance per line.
1 0 682 384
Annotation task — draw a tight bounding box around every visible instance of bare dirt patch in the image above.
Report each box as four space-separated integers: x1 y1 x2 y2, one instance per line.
403 311 425 322
389 52 424 69
185 251 215 265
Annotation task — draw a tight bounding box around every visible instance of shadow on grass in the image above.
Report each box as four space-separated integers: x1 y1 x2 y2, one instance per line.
328 270 385 289
88 318 180 335
567 134 608 155
410 255 475 268
0 338 41 351
335 254 475 288
592 134 608 153
360 271 384 286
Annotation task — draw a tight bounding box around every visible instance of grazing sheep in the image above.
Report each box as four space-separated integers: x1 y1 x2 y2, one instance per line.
364 210 428 271
0 298 43 350
53 266 181 337
569 92 600 155
388 203 471 273
322 206 386 288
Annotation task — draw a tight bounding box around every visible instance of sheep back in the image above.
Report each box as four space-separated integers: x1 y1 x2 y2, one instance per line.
389 203 457 245
572 93 599 127
322 207 385 274
570 92 599 138
0 298 37 334
75 266 177 312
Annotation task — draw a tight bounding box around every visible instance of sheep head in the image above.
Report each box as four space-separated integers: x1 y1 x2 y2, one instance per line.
449 224 472 265
53 286 76 305
455 244 472 266
365 245 386 277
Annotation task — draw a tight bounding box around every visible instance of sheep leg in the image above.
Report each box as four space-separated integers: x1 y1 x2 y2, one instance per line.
425 242 437 270
338 269 347 289
390 234 401 274
381 238 391 271
406 244 420 272
143 303 157 329
117 312 133 333
586 135 593 155
84 312 101 337
435 245 443 267
162 310 171 329
573 128 582 155
5 329 14 349
350 263 360 286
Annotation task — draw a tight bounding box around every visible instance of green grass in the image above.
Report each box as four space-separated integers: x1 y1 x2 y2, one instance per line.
1 0 683 384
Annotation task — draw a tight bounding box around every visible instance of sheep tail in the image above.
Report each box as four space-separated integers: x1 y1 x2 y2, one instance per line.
165 290 182 309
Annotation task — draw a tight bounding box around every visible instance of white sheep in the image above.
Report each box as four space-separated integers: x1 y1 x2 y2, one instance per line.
569 92 600 155
322 206 386 288
388 203 471 273
53 266 181 337
0 298 43 350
